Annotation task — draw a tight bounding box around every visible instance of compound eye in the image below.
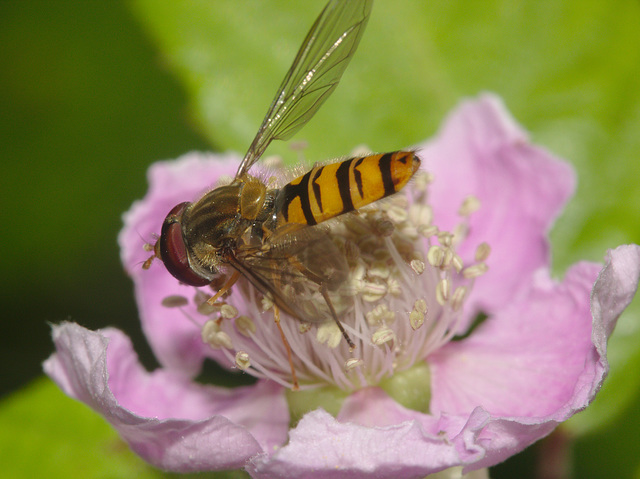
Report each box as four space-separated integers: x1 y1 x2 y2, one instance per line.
158 202 211 286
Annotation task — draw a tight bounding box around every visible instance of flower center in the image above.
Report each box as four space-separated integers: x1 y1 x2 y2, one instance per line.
163 170 489 395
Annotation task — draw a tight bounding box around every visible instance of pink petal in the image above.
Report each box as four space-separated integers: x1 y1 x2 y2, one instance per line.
118 152 242 375
44 322 289 472
590 245 640 366
426 245 640 469
248 408 469 479
419 94 576 317
428 260 600 418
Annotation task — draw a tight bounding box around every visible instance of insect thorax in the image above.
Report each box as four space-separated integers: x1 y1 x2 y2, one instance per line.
181 179 276 271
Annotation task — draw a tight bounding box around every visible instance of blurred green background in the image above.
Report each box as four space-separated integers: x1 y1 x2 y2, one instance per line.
1 0 639 477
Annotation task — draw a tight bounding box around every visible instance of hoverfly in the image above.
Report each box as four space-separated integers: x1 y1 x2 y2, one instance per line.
147 0 420 388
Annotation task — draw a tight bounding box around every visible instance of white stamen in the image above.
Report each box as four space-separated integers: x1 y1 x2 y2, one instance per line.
451 286 468 312
459 195 481 216
366 304 396 325
372 326 395 345
197 301 219 316
437 232 453 247
386 205 408 223
345 357 363 371
298 322 312 334
235 315 256 337
316 322 343 349
436 278 451 305
387 277 402 296
409 309 425 330
441 248 454 270
235 351 251 370
362 281 387 302
261 296 274 311
373 219 395 237
409 203 433 227
161 295 188 308
414 298 428 314
427 245 445 268
202 320 233 349
475 242 491 262
220 304 239 319
410 258 426 275
463 263 489 279
368 261 391 279
452 254 464 273
419 224 439 238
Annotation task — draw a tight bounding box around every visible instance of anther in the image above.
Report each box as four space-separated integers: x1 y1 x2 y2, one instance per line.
475 242 491 262
427 245 445 267
201 320 233 349
235 351 251 370
419 225 439 238
366 304 395 325
414 299 428 314
316 322 343 349
436 278 451 305
386 205 408 223
220 304 239 319
451 286 468 312
463 263 489 279
298 322 312 334
161 295 188 308
345 358 364 371
373 219 395 236
410 259 426 275
409 309 425 330
362 281 387 302
235 315 256 337
197 301 219 316
368 261 391 279
372 326 396 345
437 232 453 247
458 195 481 216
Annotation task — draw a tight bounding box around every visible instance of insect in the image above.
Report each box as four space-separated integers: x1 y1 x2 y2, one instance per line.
146 0 420 388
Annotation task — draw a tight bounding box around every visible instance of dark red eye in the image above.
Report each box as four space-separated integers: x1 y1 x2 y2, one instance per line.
158 202 211 286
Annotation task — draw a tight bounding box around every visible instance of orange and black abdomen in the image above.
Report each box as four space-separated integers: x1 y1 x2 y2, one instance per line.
276 151 420 226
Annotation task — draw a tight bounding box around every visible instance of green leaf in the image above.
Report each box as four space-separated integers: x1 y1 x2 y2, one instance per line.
0 377 160 478
0 378 248 478
572 388 640 479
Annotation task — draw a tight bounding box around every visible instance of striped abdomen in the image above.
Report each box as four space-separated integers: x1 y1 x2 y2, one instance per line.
276 151 420 226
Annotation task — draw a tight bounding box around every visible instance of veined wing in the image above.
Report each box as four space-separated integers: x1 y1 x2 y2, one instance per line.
235 0 373 178
228 227 353 324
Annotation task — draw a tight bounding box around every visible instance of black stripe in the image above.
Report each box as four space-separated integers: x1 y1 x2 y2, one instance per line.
353 157 365 199
379 152 396 197
279 169 316 225
311 166 324 212
336 158 355 214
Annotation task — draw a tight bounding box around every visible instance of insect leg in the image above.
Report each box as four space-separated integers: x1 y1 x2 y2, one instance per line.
206 270 242 306
274 305 299 391
320 284 356 350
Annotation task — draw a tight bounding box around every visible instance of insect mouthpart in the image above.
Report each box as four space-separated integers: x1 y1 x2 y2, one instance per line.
158 202 212 287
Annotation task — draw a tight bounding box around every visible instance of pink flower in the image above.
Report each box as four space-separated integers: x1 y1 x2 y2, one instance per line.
44 94 640 478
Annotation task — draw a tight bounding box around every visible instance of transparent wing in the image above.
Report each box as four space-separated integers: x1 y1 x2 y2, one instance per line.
228 228 353 323
235 0 373 178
